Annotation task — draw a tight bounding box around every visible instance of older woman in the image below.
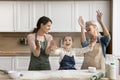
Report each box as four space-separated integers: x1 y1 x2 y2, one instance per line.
78 10 111 69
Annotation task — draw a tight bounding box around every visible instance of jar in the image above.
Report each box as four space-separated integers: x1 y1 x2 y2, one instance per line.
109 62 116 80
105 55 116 79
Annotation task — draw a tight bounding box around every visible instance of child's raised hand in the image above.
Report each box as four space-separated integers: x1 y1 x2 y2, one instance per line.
49 40 57 51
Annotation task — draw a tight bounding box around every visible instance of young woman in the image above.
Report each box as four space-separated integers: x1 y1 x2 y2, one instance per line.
78 10 111 69
47 36 96 70
27 16 53 70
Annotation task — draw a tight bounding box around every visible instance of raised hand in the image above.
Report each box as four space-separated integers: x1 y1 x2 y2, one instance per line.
49 40 57 51
78 16 85 29
96 10 103 23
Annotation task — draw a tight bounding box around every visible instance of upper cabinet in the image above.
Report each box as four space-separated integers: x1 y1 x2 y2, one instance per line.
15 1 32 32
92 1 110 32
31 1 47 30
0 1 15 32
47 1 74 32
0 1 110 32
74 1 91 32
74 1 110 32
15 1 47 32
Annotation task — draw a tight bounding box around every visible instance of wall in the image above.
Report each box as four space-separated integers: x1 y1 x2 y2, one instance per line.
113 0 120 56
0 32 112 54
0 32 82 51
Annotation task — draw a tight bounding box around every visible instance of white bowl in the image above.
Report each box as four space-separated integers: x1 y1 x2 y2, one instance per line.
88 67 96 73
8 71 20 79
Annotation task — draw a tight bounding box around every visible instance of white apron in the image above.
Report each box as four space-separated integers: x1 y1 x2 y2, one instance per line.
81 43 105 69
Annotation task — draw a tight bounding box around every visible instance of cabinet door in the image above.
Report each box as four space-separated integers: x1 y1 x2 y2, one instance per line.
31 1 47 30
0 1 15 32
47 1 74 32
74 1 110 32
0 57 13 70
49 56 59 70
74 1 92 32
92 1 110 32
15 1 32 32
75 57 84 70
15 56 30 71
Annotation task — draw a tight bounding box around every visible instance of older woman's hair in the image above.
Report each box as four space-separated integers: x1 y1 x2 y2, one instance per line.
85 20 101 35
85 20 99 30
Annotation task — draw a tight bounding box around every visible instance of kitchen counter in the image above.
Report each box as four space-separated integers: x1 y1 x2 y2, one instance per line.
0 70 120 80
0 49 84 56
0 50 31 56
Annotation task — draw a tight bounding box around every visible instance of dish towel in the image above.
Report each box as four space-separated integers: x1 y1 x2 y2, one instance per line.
90 72 104 80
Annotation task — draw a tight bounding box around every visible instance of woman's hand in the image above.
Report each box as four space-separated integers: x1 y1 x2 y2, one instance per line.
78 16 85 29
36 40 41 50
96 10 103 23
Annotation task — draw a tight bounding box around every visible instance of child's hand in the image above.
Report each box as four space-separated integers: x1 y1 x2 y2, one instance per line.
49 40 57 51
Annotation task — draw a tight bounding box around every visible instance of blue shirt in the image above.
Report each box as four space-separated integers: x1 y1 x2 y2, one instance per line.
81 35 111 58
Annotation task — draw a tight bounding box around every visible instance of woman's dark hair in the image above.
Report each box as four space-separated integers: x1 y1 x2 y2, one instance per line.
32 16 52 33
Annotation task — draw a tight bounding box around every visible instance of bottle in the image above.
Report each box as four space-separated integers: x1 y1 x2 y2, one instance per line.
109 62 116 80
90 72 104 80
105 55 116 79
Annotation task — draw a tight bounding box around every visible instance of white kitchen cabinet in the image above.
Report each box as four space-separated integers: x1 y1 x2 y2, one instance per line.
0 1 110 32
75 57 84 70
49 56 60 70
14 56 30 71
0 57 14 71
47 1 75 32
15 1 47 32
15 1 32 32
74 1 91 32
74 1 110 32
0 1 15 32
92 1 110 32
31 1 47 29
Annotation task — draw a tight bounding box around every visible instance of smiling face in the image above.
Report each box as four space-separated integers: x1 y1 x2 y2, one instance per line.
63 36 73 48
41 21 52 34
86 21 98 37
86 25 97 36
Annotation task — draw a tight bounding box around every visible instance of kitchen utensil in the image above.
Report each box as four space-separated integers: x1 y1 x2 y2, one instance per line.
8 71 21 79
88 67 96 73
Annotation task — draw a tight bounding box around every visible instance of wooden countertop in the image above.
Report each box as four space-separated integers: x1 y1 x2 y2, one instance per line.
0 50 84 56
0 51 31 56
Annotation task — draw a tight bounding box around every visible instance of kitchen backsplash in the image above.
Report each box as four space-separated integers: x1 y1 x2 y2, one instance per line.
0 32 112 54
0 32 83 51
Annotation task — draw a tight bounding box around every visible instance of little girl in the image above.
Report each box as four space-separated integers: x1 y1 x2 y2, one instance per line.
47 36 96 70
